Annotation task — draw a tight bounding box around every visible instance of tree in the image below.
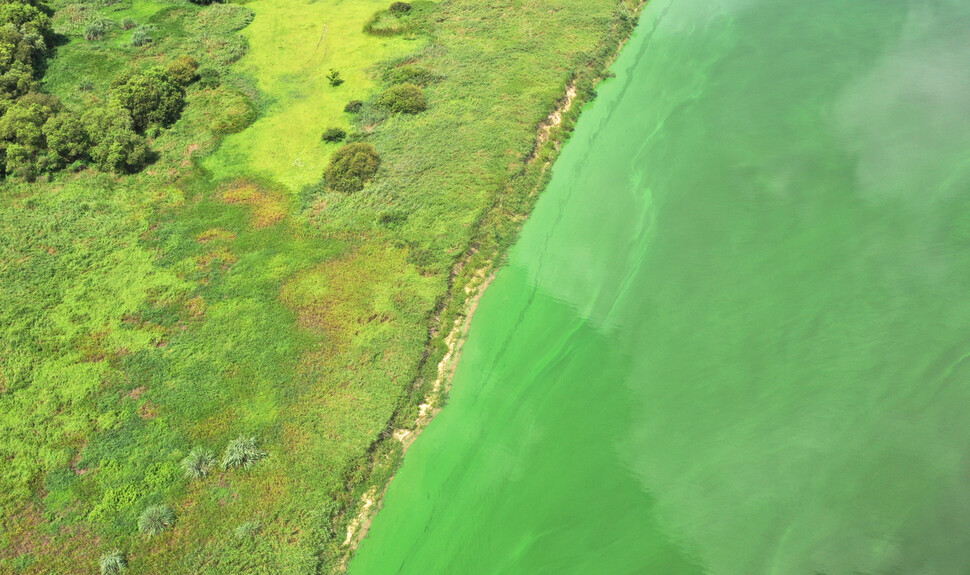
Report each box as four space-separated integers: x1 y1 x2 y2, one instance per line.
324 142 380 193
43 111 89 166
110 68 184 132
222 436 267 470
0 92 61 178
137 504 174 536
181 447 215 480
82 106 151 173
376 82 426 114
327 68 344 87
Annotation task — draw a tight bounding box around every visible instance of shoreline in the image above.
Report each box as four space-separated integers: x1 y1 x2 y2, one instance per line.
334 2 648 569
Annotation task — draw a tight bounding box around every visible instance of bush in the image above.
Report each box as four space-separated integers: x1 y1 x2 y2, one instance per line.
165 56 199 86
343 100 363 113
327 68 343 87
99 550 127 575
376 83 426 114
222 436 267 470
324 142 380 193
82 106 152 173
181 447 215 480
121 17 136 30
321 127 346 142
138 504 174 536
389 2 411 14
110 68 185 132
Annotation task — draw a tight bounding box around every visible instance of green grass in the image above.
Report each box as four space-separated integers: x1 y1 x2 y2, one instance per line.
204 0 420 190
0 0 641 572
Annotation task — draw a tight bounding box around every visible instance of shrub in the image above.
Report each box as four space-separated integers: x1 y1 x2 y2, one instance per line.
385 65 435 86
389 2 411 14
165 56 199 86
137 504 174 536
327 68 343 87
376 83 426 114
321 127 346 143
82 106 152 173
324 142 380 193
222 436 267 470
181 447 215 480
343 100 363 113
121 17 136 30
110 68 185 132
209 89 256 135
234 520 261 540
197 68 220 89
363 10 412 36
130 27 151 46
99 550 127 575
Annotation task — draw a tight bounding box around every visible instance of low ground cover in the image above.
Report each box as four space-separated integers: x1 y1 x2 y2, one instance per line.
0 0 641 572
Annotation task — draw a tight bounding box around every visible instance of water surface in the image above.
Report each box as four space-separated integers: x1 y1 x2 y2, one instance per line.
351 1 970 572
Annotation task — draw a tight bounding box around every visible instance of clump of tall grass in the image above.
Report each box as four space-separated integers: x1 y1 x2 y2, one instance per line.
138 504 175 536
234 520 262 540
99 550 126 575
222 436 267 470
181 447 215 480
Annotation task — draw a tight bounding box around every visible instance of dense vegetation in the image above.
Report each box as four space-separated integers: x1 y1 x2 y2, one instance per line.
0 0 643 573
0 0 202 180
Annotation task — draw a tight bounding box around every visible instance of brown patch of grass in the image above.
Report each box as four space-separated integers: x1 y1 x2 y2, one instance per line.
220 180 288 229
196 228 237 243
195 246 238 271
138 401 160 420
280 243 411 343
185 296 206 318
1 503 99 571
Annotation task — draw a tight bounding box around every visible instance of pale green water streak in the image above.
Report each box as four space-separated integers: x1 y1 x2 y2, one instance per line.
351 1 970 572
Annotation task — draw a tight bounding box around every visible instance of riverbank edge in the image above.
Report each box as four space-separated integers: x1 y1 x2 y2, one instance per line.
331 2 649 570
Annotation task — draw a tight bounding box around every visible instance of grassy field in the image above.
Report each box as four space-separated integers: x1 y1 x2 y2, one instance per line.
205 0 419 189
0 0 641 572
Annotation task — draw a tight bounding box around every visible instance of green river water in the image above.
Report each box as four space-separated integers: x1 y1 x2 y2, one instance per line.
350 1 970 573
